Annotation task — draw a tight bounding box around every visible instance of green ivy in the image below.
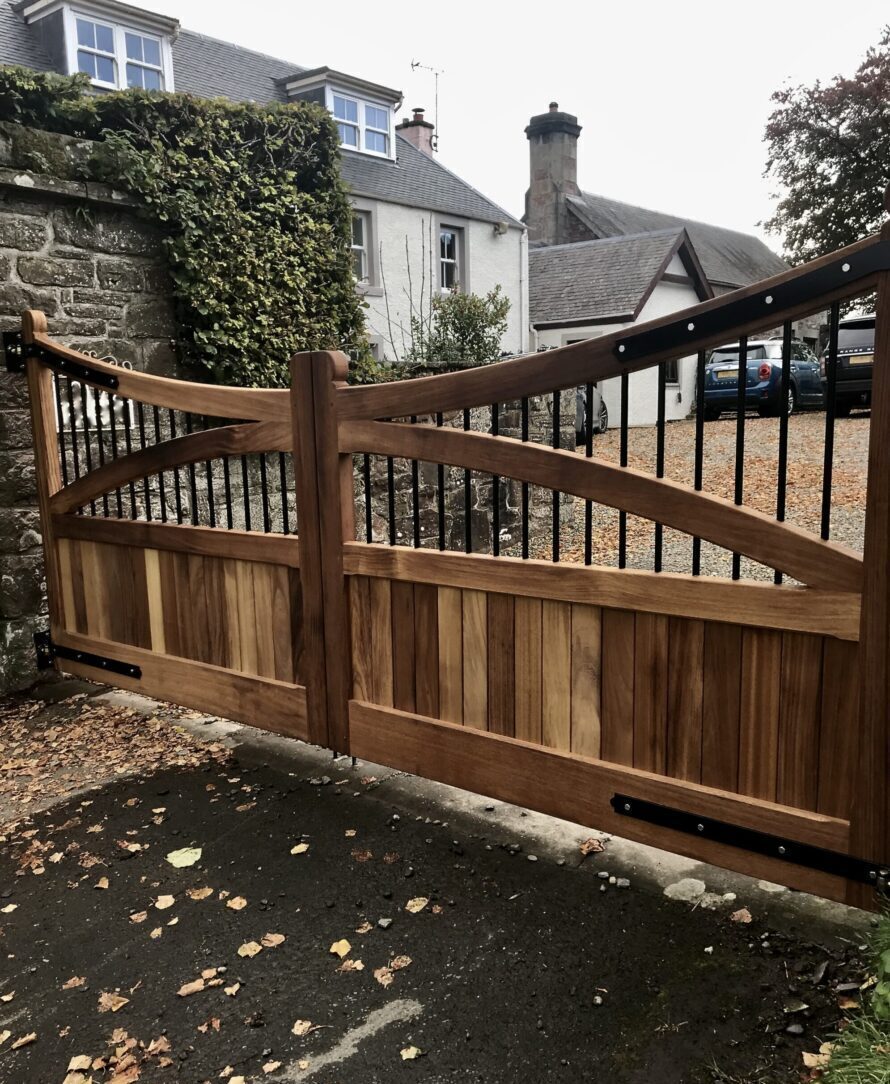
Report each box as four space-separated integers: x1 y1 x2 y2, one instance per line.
0 66 368 387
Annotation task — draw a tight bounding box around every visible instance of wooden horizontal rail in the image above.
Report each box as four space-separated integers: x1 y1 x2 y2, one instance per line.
350 702 851 902
340 422 863 593
54 514 300 567
336 235 883 420
342 543 860 640
31 328 290 422
50 419 291 515
52 627 308 738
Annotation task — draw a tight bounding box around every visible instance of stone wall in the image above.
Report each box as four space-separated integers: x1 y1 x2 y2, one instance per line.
0 124 176 693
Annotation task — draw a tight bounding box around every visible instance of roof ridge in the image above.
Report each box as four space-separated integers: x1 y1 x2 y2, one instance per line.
176 26 304 74
571 189 768 243
530 228 683 255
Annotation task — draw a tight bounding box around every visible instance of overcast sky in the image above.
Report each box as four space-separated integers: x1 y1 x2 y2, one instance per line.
163 0 887 252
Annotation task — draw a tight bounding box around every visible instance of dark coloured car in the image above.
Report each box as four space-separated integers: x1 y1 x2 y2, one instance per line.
702 338 823 420
822 314 874 415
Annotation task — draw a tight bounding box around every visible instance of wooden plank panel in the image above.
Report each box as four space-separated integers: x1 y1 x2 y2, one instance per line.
81 541 110 642
818 638 859 819
413 583 439 718
542 599 572 751
514 596 542 744
600 609 635 765
570 604 601 758
437 586 463 724
633 613 668 773
350 576 374 702
391 580 416 713
487 593 515 736
701 622 742 791
461 589 488 729
369 576 393 707
234 559 258 676
57 539 77 635
203 556 229 668
777 632 824 811
289 568 305 686
738 628 783 801
145 548 166 655
222 558 241 672
185 554 210 664
666 617 705 783
67 537 88 636
270 564 295 683
159 550 182 658
252 562 277 679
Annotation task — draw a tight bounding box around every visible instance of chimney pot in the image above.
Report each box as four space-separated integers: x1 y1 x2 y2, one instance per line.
395 104 435 156
549 101 558 111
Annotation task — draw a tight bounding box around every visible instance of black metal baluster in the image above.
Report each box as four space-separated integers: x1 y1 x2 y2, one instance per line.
362 454 373 542
168 409 183 524
463 408 472 553
202 416 216 529
691 352 705 575
108 395 124 518
436 413 445 551
387 453 396 546
78 383 96 516
521 397 529 559
64 377 81 481
491 404 500 557
136 402 152 521
732 335 748 579
121 397 137 519
184 413 199 525
152 405 167 523
277 452 288 535
618 372 629 568
654 363 667 572
93 388 108 517
584 384 593 566
774 323 793 583
411 416 420 548
259 452 271 533
240 454 252 531
51 376 70 488
821 302 840 541
552 389 560 563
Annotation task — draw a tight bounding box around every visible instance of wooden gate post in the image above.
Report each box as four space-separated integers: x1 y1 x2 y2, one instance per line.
849 197 890 908
289 350 354 753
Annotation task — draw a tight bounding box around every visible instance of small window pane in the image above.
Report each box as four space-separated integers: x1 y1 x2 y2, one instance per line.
125 32 143 60
338 122 358 147
366 105 388 130
126 63 144 88
352 215 364 247
142 66 161 90
95 23 114 53
77 50 97 78
96 54 115 83
142 37 161 66
442 261 457 289
333 96 358 123
352 249 367 281
365 130 388 154
441 230 456 260
76 18 95 48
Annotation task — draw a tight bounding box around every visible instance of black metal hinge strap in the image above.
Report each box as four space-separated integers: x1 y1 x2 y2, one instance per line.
34 630 141 680
615 241 890 362
2 330 119 389
611 793 888 889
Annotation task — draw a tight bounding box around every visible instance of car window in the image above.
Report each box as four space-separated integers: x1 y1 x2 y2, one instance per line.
791 343 806 361
710 346 766 364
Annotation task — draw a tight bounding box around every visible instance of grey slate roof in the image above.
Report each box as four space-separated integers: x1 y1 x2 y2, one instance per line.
0 1 52 70
171 30 298 103
566 191 787 289
529 229 684 326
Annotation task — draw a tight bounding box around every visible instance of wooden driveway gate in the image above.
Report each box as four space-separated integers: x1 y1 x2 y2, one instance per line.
17 228 890 909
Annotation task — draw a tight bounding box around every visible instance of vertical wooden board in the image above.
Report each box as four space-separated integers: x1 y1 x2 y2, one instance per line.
221 558 241 672
633 613 668 773
414 583 439 718
666 617 704 783
350 577 374 701
391 580 416 713
542 599 572 751
701 622 742 791
776 632 823 811
738 628 782 801
818 637 859 819
81 541 110 642
461 589 488 729
437 586 463 724
57 539 77 634
369 576 393 707
159 550 182 658
185 554 211 664
144 548 166 655
514 596 542 744
487 593 515 736
289 568 305 686
202 556 229 668
67 538 88 636
234 558 259 676
570 604 601 758
600 609 635 765
268 564 295 683
252 563 277 679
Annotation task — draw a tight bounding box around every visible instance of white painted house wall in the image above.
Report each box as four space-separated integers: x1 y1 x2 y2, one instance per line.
356 198 528 363
533 275 702 428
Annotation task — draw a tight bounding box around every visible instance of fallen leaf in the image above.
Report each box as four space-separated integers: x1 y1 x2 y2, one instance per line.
383 853 400 864
351 849 373 862
147 1036 170 1054
355 921 373 935
391 955 412 970
400 1045 423 1060
231 1077 246 1084
94 876 109 890
235 803 255 813
345 829 357 838
838 994 859 1010
338 959 364 972
1 903 17 914
68 1055 92 1071
62 976 85 990
224 983 240 997
290 843 309 855
0 992 13 1003
201 968 218 980
261 932 285 948
129 911 148 924
263 1062 281 1074
0 1030 9 1047
177 978 205 997
98 992 129 1013
166 847 202 868
730 908 753 924
11 1032 36 1049
579 837 605 856
330 938 351 958
405 897 429 914
237 941 263 958
167 917 178 926
226 896 247 911
802 1050 831 1069
149 928 162 939
187 887 213 900
155 895 175 910
374 966 393 988
292 1019 313 1036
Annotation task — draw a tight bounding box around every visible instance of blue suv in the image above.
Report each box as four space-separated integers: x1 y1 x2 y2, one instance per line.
702 338 823 420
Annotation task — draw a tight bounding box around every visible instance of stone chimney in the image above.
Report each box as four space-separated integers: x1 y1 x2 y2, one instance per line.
524 102 582 246
396 107 435 156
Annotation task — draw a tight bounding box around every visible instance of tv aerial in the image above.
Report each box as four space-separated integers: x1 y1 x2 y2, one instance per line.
410 59 444 151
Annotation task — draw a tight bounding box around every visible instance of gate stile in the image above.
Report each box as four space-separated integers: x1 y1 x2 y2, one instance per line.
17 218 890 909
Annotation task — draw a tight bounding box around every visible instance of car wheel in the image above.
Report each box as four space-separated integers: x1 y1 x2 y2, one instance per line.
785 385 797 417
597 402 609 434
834 400 853 417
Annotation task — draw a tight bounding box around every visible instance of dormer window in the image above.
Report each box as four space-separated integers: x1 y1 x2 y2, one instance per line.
73 15 164 88
331 91 391 156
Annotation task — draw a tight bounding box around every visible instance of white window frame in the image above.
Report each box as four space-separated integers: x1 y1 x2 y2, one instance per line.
325 85 394 159
63 5 175 92
439 225 462 292
351 210 370 284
